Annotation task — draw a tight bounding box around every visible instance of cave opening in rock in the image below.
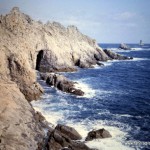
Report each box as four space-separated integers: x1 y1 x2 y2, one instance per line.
36 50 44 70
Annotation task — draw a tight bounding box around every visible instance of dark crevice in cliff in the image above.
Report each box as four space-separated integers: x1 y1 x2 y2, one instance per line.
36 50 44 71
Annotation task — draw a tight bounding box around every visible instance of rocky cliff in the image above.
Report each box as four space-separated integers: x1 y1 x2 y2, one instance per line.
0 7 110 73
0 7 130 150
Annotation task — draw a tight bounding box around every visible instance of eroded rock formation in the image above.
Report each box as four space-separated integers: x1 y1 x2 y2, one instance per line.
0 7 111 74
40 73 84 96
0 7 126 150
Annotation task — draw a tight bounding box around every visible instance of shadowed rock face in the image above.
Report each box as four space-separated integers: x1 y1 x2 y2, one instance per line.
36 50 44 71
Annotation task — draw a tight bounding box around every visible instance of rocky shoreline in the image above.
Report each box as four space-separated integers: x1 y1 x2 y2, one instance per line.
34 111 112 150
40 73 84 96
0 7 133 150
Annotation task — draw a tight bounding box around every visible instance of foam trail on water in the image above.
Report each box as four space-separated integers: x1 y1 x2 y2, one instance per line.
131 48 143 51
132 57 150 61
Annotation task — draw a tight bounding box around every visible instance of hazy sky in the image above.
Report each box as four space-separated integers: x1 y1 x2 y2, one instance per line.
0 0 150 43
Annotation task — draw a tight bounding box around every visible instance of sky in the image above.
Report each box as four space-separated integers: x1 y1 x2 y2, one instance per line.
0 0 150 43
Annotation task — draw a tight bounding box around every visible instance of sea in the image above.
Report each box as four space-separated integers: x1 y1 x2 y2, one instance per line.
32 43 150 150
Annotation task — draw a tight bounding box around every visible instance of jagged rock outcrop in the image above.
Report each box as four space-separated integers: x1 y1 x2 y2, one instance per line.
119 43 131 50
46 125 91 150
0 7 111 74
104 49 133 60
55 124 82 140
40 73 84 96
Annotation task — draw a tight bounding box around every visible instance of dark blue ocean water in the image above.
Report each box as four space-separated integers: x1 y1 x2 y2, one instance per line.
32 44 150 150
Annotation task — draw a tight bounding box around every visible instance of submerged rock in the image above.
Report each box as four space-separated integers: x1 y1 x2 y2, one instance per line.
119 43 131 50
85 128 112 141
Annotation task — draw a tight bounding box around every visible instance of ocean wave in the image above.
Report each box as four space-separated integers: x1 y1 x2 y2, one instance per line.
131 48 143 51
74 81 97 98
32 100 65 126
118 114 133 118
102 61 113 67
109 48 131 53
131 47 150 51
132 57 150 61
100 57 150 68
41 93 52 99
32 97 141 150
108 47 150 53
93 64 103 69
65 119 134 150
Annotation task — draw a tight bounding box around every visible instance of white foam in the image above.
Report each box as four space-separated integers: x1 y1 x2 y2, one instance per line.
33 71 144 150
102 59 123 67
109 47 150 53
131 48 142 51
132 57 150 61
65 120 134 150
32 104 80 128
102 61 113 67
118 114 133 118
74 81 97 98
93 64 103 69
109 48 131 53
132 47 150 51
31 100 64 126
41 93 52 99
109 48 119 51
100 57 149 68
32 97 137 150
